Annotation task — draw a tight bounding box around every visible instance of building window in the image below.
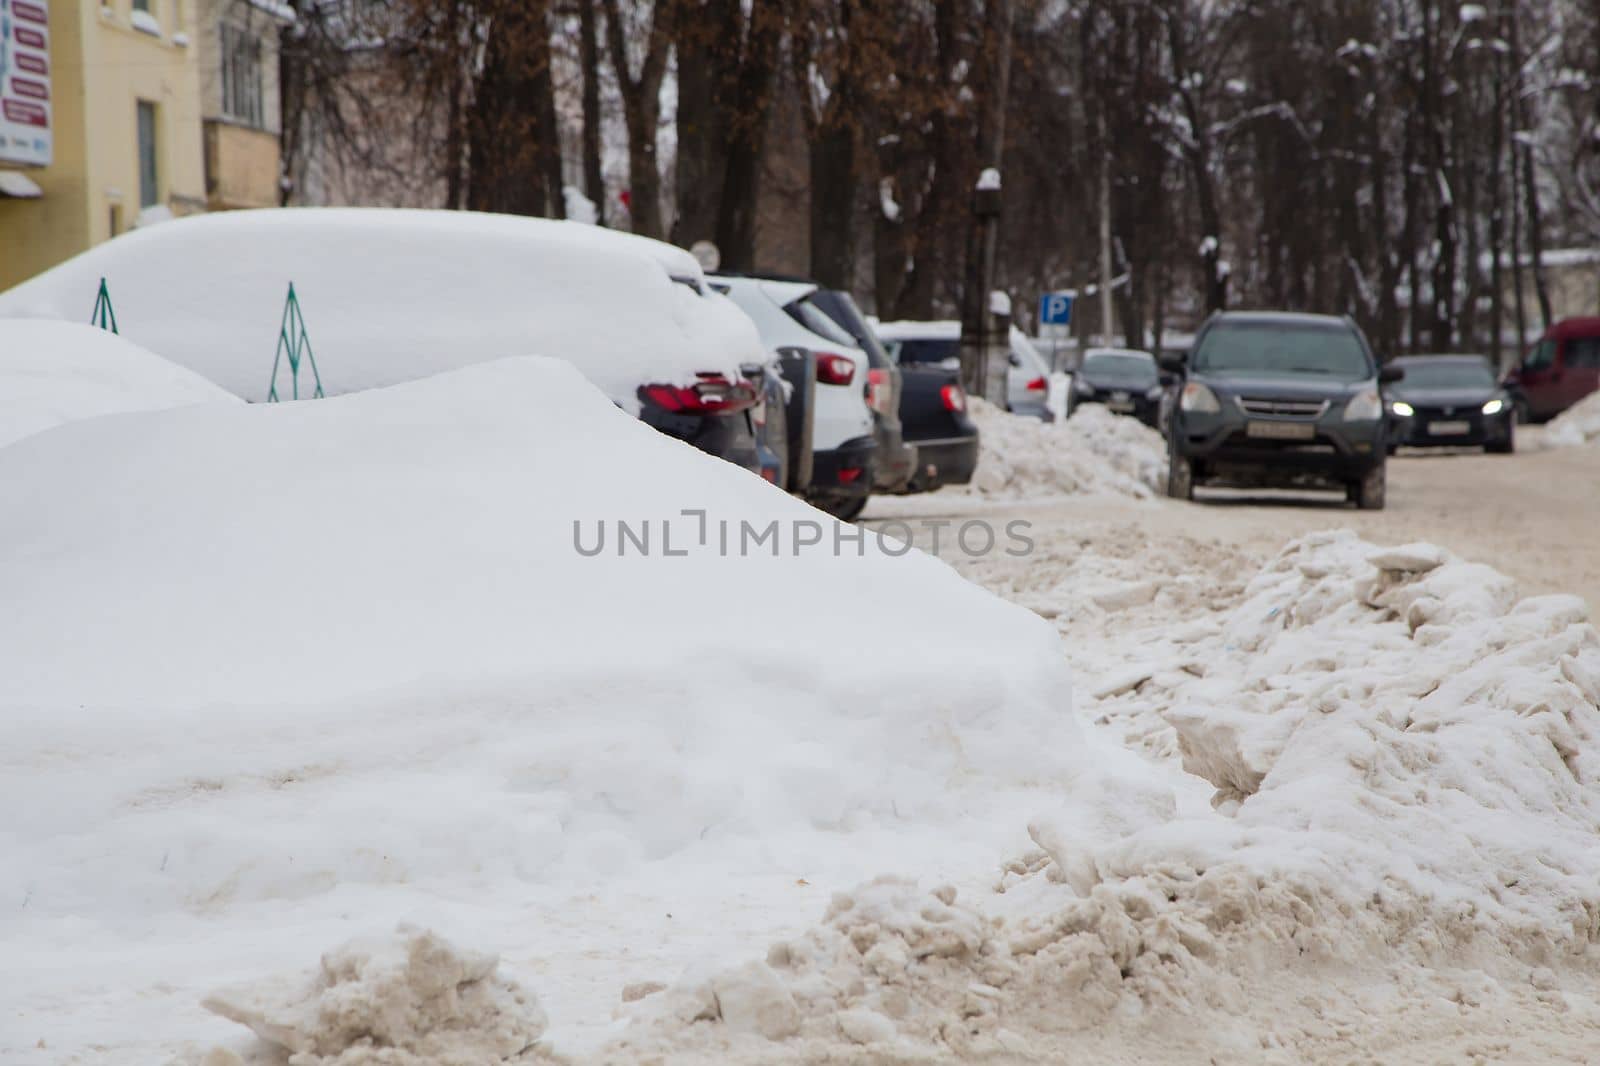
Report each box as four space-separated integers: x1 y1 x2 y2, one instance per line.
137 100 159 208
221 24 265 128
133 0 151 11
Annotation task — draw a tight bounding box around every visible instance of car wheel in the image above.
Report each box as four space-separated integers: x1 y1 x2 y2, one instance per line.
1166 448 1194 501
817 495 868 522
1353 463 1386 510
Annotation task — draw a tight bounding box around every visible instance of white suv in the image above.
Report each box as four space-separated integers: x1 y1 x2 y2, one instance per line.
712 276 877 518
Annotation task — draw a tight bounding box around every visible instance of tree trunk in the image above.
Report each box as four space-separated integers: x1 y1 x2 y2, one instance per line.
578 0 607 224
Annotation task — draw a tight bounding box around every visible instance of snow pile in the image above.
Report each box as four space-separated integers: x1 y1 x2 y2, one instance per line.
0 319 238 449
1534 389 1600 449
203 927 551 1065
616 530 1600 1060
965 398 1166 498
2 356 1081 1060
0 208 759 410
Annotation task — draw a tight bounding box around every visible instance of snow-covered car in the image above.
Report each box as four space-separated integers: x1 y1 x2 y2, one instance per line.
874 320 1053 420
0 208 771 474
0 319 240 450
711 274 877 519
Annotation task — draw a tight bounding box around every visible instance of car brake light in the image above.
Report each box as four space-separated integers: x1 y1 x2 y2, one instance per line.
639 375 758 415
838 466 863 484
1026 376 1047 392
866 367 892 414
940 384 967 412
816 353 856 386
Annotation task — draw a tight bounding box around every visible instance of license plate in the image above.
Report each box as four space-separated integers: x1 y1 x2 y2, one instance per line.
1108 398 1135 412
1429 420 1469 435
1246 420 1315 441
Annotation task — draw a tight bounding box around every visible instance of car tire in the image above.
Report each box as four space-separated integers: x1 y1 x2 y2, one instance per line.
1486 420 1515 455
1166 449 1194 501
817 495 868 522
1512 395 1532 425
1353 463 1386 510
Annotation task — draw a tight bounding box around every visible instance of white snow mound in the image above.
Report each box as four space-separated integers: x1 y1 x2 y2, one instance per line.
0 355 1079 919
1533 389 1600 449
202 925 551 1064
618 530 1600 1060
965 399 1166 498
0 318 238 449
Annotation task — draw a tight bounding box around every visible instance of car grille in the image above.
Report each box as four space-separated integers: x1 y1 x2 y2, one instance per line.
1236 396 1329 419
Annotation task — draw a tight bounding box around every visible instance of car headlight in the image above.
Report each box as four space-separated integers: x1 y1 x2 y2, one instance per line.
1072 377 1094 395
1344 388 1383 422
1390 400 1414 417
1179 382 1221 414
1145 385 1164 400
1481 398 1505 415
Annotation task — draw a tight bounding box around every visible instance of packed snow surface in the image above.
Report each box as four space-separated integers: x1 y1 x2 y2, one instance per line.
1 356 1081 1061
0 318 238 449
0 209 759 409
964 398 1166 498
612 530 1600 1061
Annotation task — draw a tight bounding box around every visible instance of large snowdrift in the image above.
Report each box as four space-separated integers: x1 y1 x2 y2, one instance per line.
0 319 238 449
0 209 760 409
0 357 1081 1060
613 531 1600 1061
964 398 1166 498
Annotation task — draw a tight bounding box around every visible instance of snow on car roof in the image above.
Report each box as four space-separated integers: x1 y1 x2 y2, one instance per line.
0 209 760 411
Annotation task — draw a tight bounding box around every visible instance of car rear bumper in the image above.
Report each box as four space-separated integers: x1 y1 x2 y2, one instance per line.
900 435 979 492
638 408 760 473
811 435 878 499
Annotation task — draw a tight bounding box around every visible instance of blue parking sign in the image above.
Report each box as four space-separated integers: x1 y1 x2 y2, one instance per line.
1039 291 1073 326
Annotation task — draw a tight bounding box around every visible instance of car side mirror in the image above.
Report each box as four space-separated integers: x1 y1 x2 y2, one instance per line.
1157 352 1186 374
1378 365 1405 385
1158 371 1177 387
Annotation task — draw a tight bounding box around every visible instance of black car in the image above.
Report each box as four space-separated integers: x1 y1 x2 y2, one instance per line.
882 341 981 492
1161 312 1402 510
636 370 766 475
808 288 918 494
1385 355 1514 454
1067 348 1165 427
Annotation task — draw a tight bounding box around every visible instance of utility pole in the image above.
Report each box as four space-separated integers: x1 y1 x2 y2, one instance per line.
1098 105 1114 346
959 0 1016 406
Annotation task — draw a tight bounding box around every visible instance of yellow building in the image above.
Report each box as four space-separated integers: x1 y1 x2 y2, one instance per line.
0 0 207 291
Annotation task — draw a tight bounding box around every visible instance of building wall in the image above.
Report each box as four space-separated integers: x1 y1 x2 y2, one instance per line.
0 0 207 290
1498 253 1600 342
197 0 284 209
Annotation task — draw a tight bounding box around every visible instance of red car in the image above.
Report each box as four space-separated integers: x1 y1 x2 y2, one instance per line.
1505 317 1600 422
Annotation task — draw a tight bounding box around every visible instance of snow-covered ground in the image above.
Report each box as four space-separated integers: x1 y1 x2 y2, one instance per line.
1526 390 1600 450
5 364 1598 1063
0 319 238 449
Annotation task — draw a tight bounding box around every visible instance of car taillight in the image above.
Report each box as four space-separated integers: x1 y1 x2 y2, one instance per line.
816 352 857 386
838 466 863 484
940 384 967 412
1026 376 1047 392
866 367 892 413
639 375 759 415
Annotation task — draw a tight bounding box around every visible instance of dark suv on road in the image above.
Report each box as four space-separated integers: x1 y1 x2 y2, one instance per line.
1160 312 1403 510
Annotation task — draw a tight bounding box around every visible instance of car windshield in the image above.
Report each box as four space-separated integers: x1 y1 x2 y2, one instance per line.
1396 360 1495 390
891 337 961 366
1193 320 1371 381
1083 353 1157 386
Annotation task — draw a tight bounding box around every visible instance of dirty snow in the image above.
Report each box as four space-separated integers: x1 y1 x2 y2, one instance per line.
608 529 1600 1062
964 398 1166 499
0 318 238 449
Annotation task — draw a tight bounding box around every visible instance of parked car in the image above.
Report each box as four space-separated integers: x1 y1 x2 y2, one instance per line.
874 320 1053 420
710 275 877 519
0 208 775 475
1385 355 1514 454
1161 311 1402 510
1067 348 1164 427
1503 317 1600 423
